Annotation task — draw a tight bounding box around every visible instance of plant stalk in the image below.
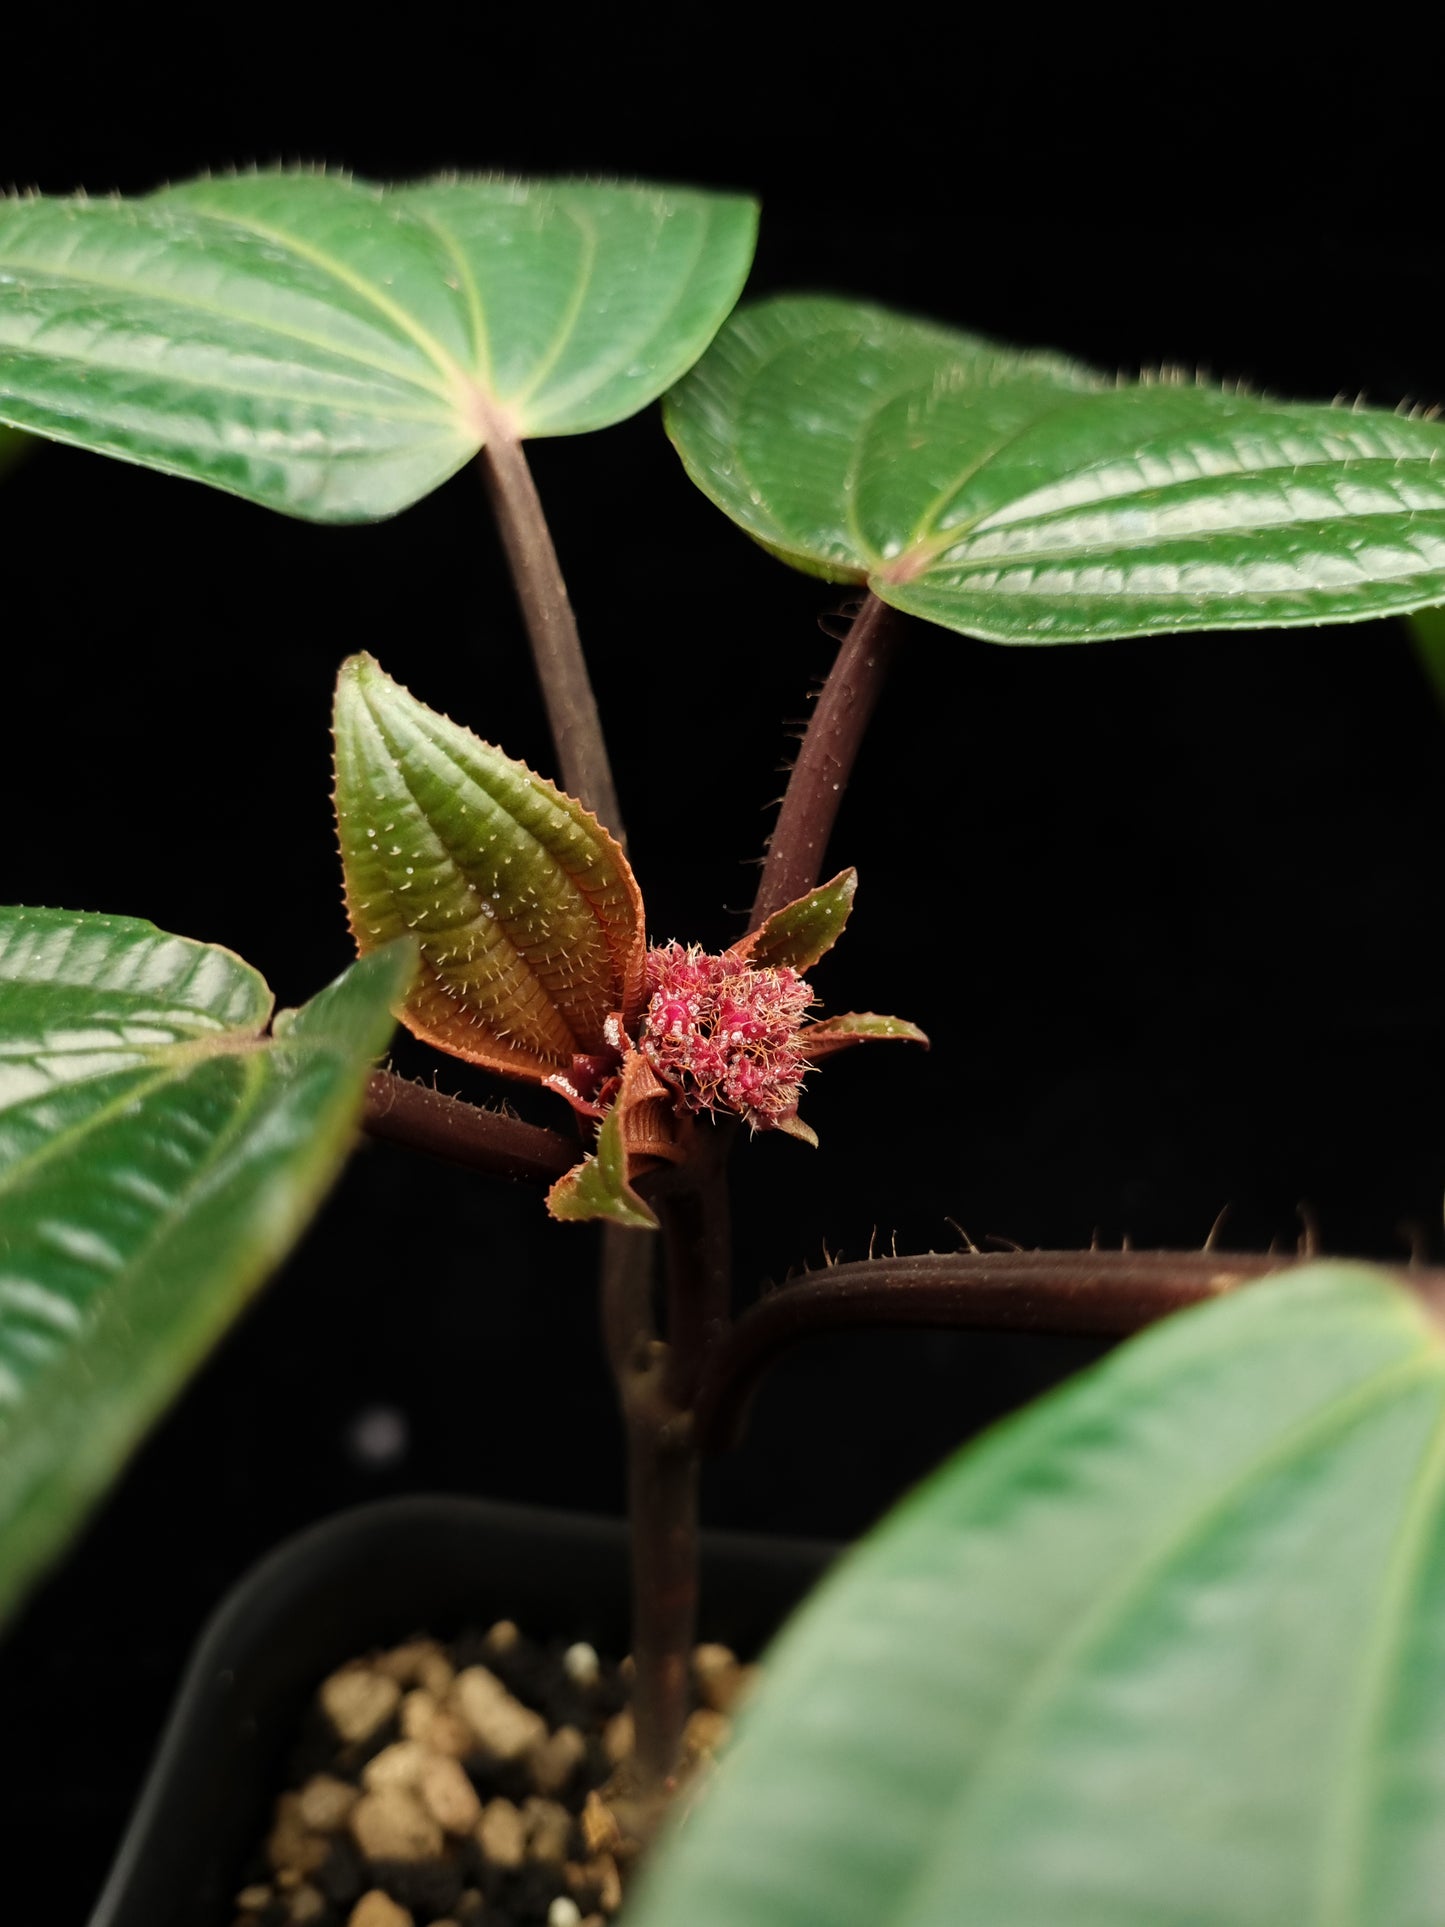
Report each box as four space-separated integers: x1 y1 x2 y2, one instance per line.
657 1127 735 1411
690 1247 1341 1450
479 416 704 1789
599 587 906 1780
362 1070 575 1181
624 1391 700 1789
601 1223 699 1787
478 432 626 842
751 592 905 927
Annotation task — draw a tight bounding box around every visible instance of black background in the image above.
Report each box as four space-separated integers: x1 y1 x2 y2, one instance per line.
5 17 1445 1914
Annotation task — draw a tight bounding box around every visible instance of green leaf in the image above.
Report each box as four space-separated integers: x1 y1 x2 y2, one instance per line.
0 171 757 520
0 908 411 1623
666 295 1445 643
802 1010 929 1058
333 652 645 1081
738 868 856 972
545 1099 659 1230
664 295 1096 586
629 1263 1445 1927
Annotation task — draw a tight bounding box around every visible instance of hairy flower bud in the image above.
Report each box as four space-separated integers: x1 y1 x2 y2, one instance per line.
639 943 814 1130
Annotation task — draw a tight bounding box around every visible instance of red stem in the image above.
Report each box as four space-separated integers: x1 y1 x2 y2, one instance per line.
477 433 625 842
751 592 905 926
690 1248 1384 1450
361 1070 575 1182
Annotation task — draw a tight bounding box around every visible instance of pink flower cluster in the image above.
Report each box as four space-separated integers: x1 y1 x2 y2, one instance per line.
639 942 814 1130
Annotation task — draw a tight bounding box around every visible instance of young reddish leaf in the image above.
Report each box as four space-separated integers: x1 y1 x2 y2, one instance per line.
334 653 645 1080
735 869 857 972
803 1012 929 1059
612 1050 688 1171
546 1052 684 1229
545 1110 656 1228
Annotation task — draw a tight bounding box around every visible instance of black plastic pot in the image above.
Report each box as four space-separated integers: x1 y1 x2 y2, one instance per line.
86 1494 836 1927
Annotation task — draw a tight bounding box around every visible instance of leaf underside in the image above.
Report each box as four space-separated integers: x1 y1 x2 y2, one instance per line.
629 1264 1445 1927
333 652 644 1078
0 170 758 520
665 295 1445 644
0 907 409 1623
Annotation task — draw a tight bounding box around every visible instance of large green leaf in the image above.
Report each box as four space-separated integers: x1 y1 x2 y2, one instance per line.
630 1263 1445 1926
0 909 411 1622
333 651 645 1081
0 171 756 520
666 296 1445 642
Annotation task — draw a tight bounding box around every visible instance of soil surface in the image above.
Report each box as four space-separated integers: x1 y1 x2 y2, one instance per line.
234 1624 754 1927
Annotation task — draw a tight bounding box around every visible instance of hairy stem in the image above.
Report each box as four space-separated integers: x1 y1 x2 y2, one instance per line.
690 1248 1351 1450
478 434 625 841
657 1127 735 1411
594 586 906 1777
751 592 905 926
474 419 704 1784
600 1132 735 1789
625 1388 699 1789
601 1223 657 1380
602 1222 698 1786
362 1071 575 1181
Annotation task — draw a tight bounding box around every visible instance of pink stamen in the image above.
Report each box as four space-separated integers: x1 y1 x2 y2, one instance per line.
639 942 814 1131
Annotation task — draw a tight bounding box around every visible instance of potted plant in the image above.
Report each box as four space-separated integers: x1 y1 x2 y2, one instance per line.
3 169 1445 1926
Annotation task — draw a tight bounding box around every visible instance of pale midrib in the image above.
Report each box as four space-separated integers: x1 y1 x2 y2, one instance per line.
3 349 457 427
502 204 599 412
908 513 1445 591
882 1350 1439 1926
927 450 1445 550
683 322 864 556
1311 1384 1445 1926
840 377 919 570
894 386 1102 559
402 207 494 394
0 251 450 398
0 1033 267 1200
520 208 714 427
177 207 476 403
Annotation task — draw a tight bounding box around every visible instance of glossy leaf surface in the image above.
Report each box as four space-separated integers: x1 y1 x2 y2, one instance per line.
630 1263 1445 1927
667 296 1445 642
739 868 856 972
0 909 410 1621
0 172 757 520
334 653 645 1079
